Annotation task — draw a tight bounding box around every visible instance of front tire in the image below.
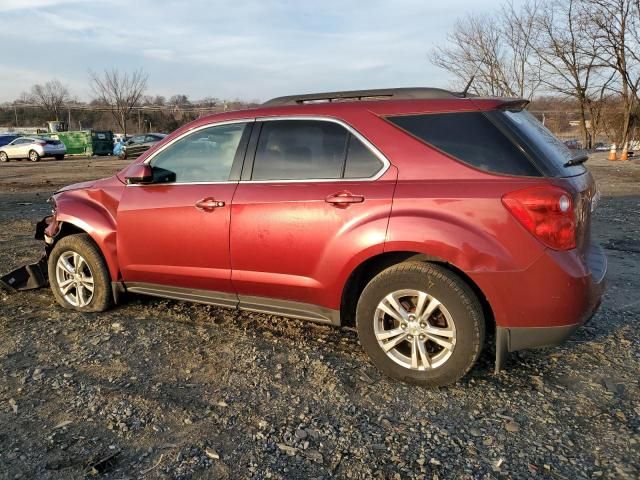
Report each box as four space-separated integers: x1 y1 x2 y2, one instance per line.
356 262 485 387
28 150 40 162
48 234 113 312
0 152 8 162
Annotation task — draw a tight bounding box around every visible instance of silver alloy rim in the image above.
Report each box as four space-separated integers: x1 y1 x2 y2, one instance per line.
30 151 38 161
374 289 456 370
55 251 94 307
0 152 7 161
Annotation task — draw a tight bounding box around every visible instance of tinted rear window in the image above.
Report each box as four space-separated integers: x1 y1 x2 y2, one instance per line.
387 112 541 177
252 120 348 180
496 110 586 177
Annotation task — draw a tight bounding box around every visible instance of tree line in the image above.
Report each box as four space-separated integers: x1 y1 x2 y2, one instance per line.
1 70 258 136
431 0 640 148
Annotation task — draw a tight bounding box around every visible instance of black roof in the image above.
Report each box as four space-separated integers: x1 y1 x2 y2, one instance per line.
262 87 464 107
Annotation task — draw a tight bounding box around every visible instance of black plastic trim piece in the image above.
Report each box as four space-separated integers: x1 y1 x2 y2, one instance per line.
262 87 464 106
123 282 342 326
238 295 341 326
229 122 254 182
240 122 262 181
495 324 580 373
125 282 239 308
111 281 126 305
1 256 48 291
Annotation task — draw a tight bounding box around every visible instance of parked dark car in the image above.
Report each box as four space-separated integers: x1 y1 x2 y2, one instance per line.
119 133 166 159
35 88 606 386
564 139 582 150
0 134 19 147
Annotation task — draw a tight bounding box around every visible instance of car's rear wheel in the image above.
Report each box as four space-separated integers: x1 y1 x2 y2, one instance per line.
28 150 40 162
356 262 484 387
119 151 127 160
48 234 113 312
54 155 64 160
0 152 8 162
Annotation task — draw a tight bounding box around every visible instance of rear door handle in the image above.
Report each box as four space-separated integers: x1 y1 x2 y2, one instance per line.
325 191 365 207
195 197 225 211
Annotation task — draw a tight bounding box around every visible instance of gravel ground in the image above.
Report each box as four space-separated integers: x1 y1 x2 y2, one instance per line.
0 154 638 479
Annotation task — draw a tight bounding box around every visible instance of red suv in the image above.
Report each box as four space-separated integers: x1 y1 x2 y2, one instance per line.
35 88 606 386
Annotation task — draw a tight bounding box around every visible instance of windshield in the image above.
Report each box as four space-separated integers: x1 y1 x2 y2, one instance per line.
498 110 586 177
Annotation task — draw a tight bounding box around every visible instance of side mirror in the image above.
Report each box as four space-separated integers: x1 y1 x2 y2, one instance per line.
125 164 153 184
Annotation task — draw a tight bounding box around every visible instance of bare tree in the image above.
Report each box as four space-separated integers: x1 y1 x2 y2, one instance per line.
430 2 542 99
89 69 148 136
526 0 611 148
589 0 640 146
26 79 71 120
501 0 544 98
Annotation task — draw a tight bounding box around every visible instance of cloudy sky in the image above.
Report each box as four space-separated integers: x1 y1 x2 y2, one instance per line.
0 0 509 103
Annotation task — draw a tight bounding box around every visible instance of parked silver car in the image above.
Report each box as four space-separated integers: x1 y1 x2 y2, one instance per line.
0 137 66 162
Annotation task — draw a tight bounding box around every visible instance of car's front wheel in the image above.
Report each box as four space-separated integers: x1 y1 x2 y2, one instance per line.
48 234 113 312
356 262 485 387
0 152 8 162
28 150 40 162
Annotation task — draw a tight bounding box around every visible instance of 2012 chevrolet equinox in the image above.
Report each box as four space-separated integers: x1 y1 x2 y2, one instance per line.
36 88 606 386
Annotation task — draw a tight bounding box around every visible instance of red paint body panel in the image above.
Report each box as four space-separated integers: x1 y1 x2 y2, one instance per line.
116 183 237 292
45 96 604 335
230 168 397 309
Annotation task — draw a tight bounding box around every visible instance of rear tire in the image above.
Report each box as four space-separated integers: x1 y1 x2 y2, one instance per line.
28 150 40 162
0 152 8 162
356 262 485 387
54 155 64 160
48 234 113 312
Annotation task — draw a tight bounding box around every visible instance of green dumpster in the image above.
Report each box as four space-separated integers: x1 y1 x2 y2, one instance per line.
91 130 114 156
40 130 114 156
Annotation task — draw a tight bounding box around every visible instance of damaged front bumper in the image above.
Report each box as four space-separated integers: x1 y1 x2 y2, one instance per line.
0 216 52 291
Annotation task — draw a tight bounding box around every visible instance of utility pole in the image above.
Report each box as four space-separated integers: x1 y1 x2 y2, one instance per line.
14 104 18 127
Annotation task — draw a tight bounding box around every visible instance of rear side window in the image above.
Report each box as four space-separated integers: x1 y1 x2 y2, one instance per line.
387 112 540 176
251 120 385 181
252 120 347 180
344 135 383 178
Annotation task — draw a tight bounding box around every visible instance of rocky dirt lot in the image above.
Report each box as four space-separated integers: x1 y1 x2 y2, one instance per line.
0 154 638 479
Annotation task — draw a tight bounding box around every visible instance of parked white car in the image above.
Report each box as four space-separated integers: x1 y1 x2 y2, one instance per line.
0 137 66 162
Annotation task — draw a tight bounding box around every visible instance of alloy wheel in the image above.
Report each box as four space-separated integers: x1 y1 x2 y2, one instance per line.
55 251 95 307
374 289 456 370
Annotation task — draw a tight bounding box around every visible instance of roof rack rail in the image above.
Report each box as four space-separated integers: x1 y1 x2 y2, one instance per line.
262 87 464 107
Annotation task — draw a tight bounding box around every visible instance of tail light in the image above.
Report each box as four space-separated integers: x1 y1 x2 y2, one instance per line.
502 186 576 250
35 140 46 146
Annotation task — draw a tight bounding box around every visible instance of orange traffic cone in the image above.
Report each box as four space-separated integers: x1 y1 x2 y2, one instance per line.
620 142 629 161
608 143 617 161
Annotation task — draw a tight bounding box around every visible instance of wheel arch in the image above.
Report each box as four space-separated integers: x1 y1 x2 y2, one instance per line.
51 197 120 281
339 250 495 334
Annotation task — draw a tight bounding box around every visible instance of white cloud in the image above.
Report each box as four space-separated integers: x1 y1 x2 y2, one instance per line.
0 0 87 12
0 0 507 102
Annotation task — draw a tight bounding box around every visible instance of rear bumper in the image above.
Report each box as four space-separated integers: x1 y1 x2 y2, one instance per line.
491 243 606 371
42 146 66 156
473 242 607 329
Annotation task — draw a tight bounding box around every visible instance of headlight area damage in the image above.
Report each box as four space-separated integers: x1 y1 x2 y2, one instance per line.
0 216 52 291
